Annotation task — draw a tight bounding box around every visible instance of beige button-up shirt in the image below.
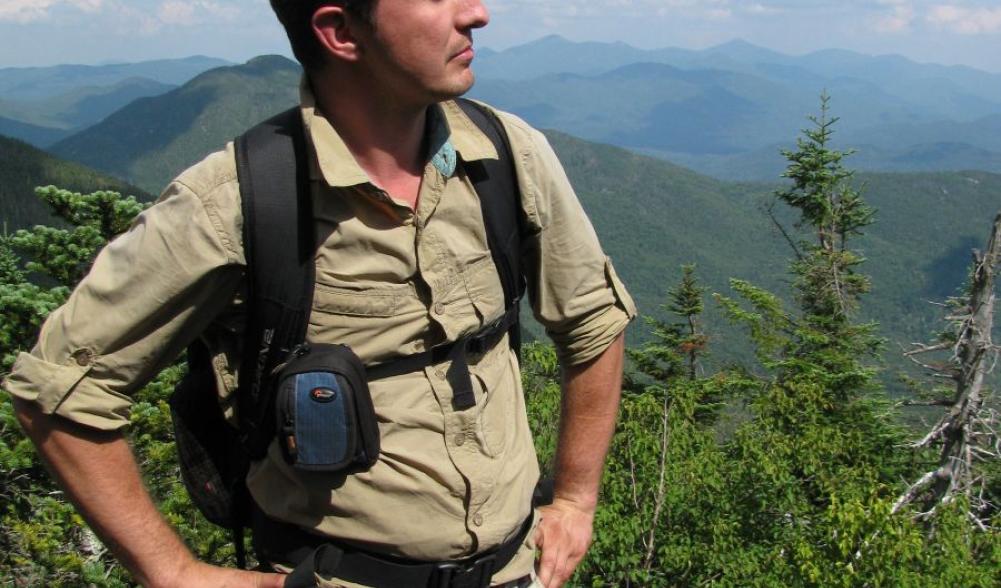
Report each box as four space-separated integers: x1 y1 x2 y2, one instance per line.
4 81 635 576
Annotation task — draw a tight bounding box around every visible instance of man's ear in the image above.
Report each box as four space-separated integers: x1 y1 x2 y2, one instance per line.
312 5 364 63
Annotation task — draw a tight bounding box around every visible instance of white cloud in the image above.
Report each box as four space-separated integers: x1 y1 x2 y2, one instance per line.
927 4 1001 34
744 3 781 15
0 0 243 29
873 1 915 33
0 0 104 23
0 0 57 23
489 0 741 22
158 1 195 25
156 1 239 27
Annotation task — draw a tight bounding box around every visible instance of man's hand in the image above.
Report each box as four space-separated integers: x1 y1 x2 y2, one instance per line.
163 561 285 588
534 498 595 588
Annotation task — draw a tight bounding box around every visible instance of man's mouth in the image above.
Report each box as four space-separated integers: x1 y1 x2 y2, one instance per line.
453 45 475 61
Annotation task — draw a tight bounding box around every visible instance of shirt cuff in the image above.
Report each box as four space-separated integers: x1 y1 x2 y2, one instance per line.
548 258 637 366
3 351 133 431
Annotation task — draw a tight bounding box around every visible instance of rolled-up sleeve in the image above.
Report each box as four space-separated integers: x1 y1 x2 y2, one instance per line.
3 150 244 431
497 112 637 366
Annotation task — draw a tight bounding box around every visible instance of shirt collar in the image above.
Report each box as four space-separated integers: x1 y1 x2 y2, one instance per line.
298 76 498 188
300 77 369 188
439 99 498 164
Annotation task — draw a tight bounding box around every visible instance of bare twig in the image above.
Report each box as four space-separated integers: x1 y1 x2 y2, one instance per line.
643 391 673 572
764 200 805 262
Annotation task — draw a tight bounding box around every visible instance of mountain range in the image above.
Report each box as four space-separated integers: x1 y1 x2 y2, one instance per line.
0 56 230 148
3 53 998 384
5 38 1001 180
468 36 1001 180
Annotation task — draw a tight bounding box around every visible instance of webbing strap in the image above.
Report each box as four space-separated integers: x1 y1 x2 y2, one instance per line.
256 508 533 588
456 99 526 359
235 107 315 459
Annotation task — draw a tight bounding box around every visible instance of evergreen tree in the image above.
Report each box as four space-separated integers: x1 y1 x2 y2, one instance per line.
714 95 912 583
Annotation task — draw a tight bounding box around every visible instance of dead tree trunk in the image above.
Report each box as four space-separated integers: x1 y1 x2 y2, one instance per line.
893 213 1001 527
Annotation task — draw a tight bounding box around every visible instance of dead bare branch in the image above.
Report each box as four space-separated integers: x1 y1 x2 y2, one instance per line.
893 213 1001 529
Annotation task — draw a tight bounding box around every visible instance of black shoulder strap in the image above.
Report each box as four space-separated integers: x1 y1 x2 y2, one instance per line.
234 107 315 459
455 98 526 357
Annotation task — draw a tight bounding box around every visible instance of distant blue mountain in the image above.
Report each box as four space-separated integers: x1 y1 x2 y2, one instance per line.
0 56 228 147
471 37 1001 179
0 55 230 100
0 115 72 147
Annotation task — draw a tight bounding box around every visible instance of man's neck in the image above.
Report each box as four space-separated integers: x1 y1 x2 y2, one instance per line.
311 75 429 208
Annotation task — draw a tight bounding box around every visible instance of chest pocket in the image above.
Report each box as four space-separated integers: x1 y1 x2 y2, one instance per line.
307 281 428 364
312 282 405 317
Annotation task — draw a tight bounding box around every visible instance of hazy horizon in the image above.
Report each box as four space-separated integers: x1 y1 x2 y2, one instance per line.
1 0 999 73
2 34 999 78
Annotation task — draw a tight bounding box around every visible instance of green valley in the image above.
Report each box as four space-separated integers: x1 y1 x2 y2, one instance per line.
0 134 148 232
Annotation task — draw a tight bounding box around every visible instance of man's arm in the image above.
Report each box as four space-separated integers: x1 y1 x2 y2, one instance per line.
12 397 283 588
533 332 625 588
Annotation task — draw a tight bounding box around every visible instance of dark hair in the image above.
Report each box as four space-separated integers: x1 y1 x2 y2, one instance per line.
270 0 375 70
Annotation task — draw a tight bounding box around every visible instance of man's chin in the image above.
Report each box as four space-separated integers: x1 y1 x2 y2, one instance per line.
432 71 476 101
432 88 474 102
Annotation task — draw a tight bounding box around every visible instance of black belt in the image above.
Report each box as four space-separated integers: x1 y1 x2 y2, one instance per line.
254 509 533 588
367 303 520 411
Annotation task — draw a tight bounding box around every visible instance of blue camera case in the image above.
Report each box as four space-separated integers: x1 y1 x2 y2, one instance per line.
275 343 379 472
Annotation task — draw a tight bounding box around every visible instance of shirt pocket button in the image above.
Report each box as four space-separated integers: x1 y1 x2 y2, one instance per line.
71 349 93 367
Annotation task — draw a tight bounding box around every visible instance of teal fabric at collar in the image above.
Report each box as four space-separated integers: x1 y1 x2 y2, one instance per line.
425 104 457 177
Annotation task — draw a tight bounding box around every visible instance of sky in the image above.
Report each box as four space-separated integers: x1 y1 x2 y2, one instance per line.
0 0 1000 73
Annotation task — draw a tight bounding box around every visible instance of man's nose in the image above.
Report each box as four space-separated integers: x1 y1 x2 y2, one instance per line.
460 0 490 30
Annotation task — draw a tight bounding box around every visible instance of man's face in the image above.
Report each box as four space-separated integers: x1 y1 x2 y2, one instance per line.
358 0 490 105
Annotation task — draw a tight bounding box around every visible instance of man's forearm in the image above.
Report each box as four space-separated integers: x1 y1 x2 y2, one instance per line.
552 333 625 507
13 397 196 587
533 333 625 587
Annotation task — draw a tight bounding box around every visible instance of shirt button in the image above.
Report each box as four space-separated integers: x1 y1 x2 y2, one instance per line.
434 302 445 315
472 513 484 527
72 349 92 367
435 368 446 380
453 434 466 446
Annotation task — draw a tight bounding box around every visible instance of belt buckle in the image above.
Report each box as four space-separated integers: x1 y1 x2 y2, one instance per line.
429 553 496 588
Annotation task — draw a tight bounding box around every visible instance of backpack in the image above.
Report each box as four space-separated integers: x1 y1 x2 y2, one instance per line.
169 99 525 568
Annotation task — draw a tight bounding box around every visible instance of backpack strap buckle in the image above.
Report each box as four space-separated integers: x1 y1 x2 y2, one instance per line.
430 553 496 588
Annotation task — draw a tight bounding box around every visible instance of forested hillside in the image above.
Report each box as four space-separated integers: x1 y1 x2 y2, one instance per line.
543 131 1001 377
0 134 148 232
49 56 301 192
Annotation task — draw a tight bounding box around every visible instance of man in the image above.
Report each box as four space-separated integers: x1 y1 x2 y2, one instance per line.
4 0 635 586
